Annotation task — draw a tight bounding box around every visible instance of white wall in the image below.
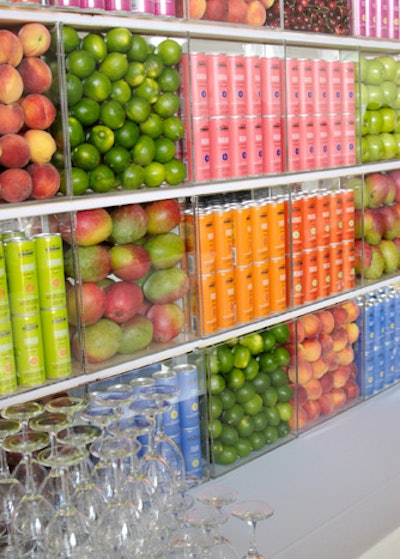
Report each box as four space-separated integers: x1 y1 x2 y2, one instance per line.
204 384 400 559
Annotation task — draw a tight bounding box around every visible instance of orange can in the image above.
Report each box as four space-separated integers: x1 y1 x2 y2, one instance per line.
289 252 304 307
184 209 215 276
212 203 233 271
315 190 331 247
268 256 286 312
286 194 303 254
341 189 355 241
250 201 268 262
329 243 344 294
302 248 318 303
266 197 286 258
329 190 343 244
196 273 217 336
215 269 235 330
342 240 356 290
234 265 253 324
252 261 270 318
301 194 317 250
316 245 331 298
231 202 252 266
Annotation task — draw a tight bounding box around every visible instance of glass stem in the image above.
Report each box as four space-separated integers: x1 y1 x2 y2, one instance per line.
0 445 9 478
247 520 259 557
24 453 36 495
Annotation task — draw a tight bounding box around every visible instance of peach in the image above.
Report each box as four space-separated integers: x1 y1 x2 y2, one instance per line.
299 313 322 339
324 349 340 371
303 399 321 422
318 393 335 416
347 362 358 378
0 64 24 104
319 371 334 393
299 338 322 362
189 0 207 18
341 300 360 323
0 103 24 134
332 364 351 388
0 134 31 168
336 344 355 366
288 319 305 343
26 162 60 200
316 309 335 334
0 168 33 202
227 0 247 23
311 357 329 379
288 360 314 385
318 332 334 354
344 378 360 400
204 0 229 20
18 23 51 57
289 405 307 431
331 327 349 352
24 129 56 164
289 383 307 407
0 30 23 67
17 57 52 94
20 93 56 130
259 0 275 7
330 387 347 409
245 0 267 25
344 322 360 344
303 377 323 401
330 305 349 328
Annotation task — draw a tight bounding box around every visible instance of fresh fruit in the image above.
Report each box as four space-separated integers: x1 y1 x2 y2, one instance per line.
72 318 122 363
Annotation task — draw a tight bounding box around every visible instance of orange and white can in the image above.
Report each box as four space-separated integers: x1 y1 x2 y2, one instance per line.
266 197 286 259
301 193 317 250
231 202 252 267
191 273 217 336
329 190 344 244
315 189 331 246
342 240 356 290
285 194 303 254
252 261 270 318
316 245 331 298
329 243 344 294
184 208 215 276
249 200 268 262
302 248 319 302
289 252 304 307
341 189 355 241
268 256 286 312
234 265 253 324
212 203 233 271
215 269 235 330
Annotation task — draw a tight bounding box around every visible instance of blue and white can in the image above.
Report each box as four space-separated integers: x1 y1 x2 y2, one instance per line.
173 363 201 429
180 424 203 478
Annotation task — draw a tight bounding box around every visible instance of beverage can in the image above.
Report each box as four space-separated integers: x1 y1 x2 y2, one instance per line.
249 200 268 262
229 117 248 177
314 116 329 169
180 424 203 477
340 61 355 113
342 240 356 290
244 56 261 116
184 208 215 276
301 194 317 250
215 269 235 330
329 191 344 244
300 116 316 171
327 114 343 167
373 347 384 392
298 58 314 114
173 363 201 429
212 204 233 271
327 61 342 114
266 197 286 258
312 59 328 114
285 59 300 115
287 115 302 171
268 256 286 312
290 252 304 307
130 376 155 394
302 248 319 302
80 0 106 9
375 0 389 38
152 369 181 435
341 189 355 241
227 54 247 116
316 245 331 298
105 0 130 9
180 53 208 118
40 307 72 379
4 238 39 316
209 117 231 179
130 0 154 13
341 115 356 166
233 265 253 324
388 0 400 39
252 261 269 318
315 189 331 246
260 56 283 116
192 273 217 336
11 313 45 387
0 243 10 323
261 116 283 174
154 0 175 15
286 194 303 254
206 54 229 117
190 117 211 182
246 116 263 176
34 233 67 310
329 243 344 294
0 320 17 395
231 202 252 266
364 350 375 396
384 340 395 386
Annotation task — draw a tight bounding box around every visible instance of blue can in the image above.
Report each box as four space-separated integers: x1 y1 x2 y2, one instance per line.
373 346 384 392
374 296 385 342
383 341 395 386
152 369 181 436
394 337 400 380
173 364 201 429
364 350 375 396
383 292 396 345
364 301 377 352
180 424 203 478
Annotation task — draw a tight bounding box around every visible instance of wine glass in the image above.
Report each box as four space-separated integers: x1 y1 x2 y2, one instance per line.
94 387 135 430
196 484 238 546
30 411 73 456
230 500 274 559
45 395 88 425
0 419 21 479
57 423 103 485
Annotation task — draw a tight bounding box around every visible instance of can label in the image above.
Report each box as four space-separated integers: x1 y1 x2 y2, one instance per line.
231 203 252 267
301 194 317 250
287 116 302 171
215 269 235 329
300 116 315 171
0 244 10 322
329 191 343 244
316 245 331 298
209 117 231 179
252 261 269 318
260 57 283 116
286 195 303 253
315 117 329 169
327 115 343 167
105 0 130 9
290 252 304 306
154 0 175 15
4 238 39 316
312 59 328 114
180 53 208 118
34 233 67 310
80 0 106 8
315 190 331 246
341 189 355 241
244 56 261 116
342 240 355 290
206 54 229 117
267 198 286 258
11 314 45 386
329 243 344 294
152 369 180 434
342 115 356 166
192 273 217 336
173 363 201 429
298 58 314 114
191 118 211 182
0 320 17 394
250 201 268 262
384 341 395 385
41 308 71 379
180 424 202 477
327 61 342 114
227 55 247 116
285 59 300 115
268 256 286 312
261 116 283 174
246 117 263 175
184 209 215 276
230 117 248 177
303 249 318 302
341 61 355 113
234 265 253 323
212 205 233 271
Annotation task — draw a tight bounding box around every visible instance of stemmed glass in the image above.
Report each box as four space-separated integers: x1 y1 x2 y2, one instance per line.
196 484 238 546
94 386 135 430
45 395 88 425
230 500 274 559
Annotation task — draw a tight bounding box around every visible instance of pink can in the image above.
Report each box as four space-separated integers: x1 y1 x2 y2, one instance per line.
287 115 302 172
230 117 248 178
285 59 300 115
260 57 283 116
327 61 342 114
206 54 229 117
327 115 343 167
246 116 263 176
209 117 231 180
341 115 356 166
130 0 154 11
340 61 355 114
244 56 261 116
227 55 247 117
52 0 80 6
353 0 366 36
300 115 316 171
388 1 400 39
80 0 105 8
105 0 130 10
312 59 328 115
314 116 329 169
180 53 208 118
191 118 211 182
298 58 314 115
154 0 175 15
261 116 284 174
365 0 377 37
375 0 389 38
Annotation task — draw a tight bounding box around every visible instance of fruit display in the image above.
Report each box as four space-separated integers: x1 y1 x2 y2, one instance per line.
0 23 61 203
346 170 400 279
59 200 190 365
358 54 400 162
283 0 351 34
207 323 293 467
289 302 361 430
56 25 186 195
178 0 275 26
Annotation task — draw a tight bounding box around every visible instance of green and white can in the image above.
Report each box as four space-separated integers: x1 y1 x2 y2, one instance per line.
0 243 10 322
4 238 39 316
40 307 72 379
34 233 67 309
0 319 17 394
11 314 45 387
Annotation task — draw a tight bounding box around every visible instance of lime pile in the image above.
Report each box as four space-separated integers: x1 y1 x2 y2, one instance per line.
207 323 293 466
55 26 186 195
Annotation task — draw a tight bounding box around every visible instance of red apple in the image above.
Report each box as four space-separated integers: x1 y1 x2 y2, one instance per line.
26 162 60 200
0 168 32 202
0 102 24 134
147 302 185 343
108 204 148 244
0 134 31 168
110 244 152 282
378 204 400 240
60 208 113 246
104 281 144 324
18 23 51 57
67 282 107 327
145 199 181 234
354 239 385 279
388 169 400 202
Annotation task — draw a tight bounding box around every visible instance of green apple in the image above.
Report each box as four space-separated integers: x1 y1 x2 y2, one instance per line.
363 109 383 134
358 55 368 82
380 107 395 132
365 58 385 85
376 55 397 81
382 80 397 106
394 110 400 132
366 84 384 110
393 61 400 85
391 87 400 109
366 134 384 161
380 132 398 160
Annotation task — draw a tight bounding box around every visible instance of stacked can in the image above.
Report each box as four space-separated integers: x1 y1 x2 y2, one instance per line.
152 369 181 448
353 0 400 38
130 376 156 457
0 242 17 394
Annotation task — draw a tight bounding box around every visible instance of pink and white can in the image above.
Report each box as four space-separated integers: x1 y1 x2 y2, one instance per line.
314 116 329 169
341 115 356 166
180 53 208 118
375 0 389 38
327 115 343 167
388 0 400 39
105 0 130 10
209 117 231 179
287 115 302 172
300 115 316 171
261 115 284 174
154 0 175 15
190 118 211 182
227 55 247 117
340 61 355 114
260 56 283 116
80 0 105 9
298 58 314 115
312 59 328 115
246 116 263 175
244 56 261 116
206 54 229 117
230 117 248 178
327 61 342 114
285 58 300 115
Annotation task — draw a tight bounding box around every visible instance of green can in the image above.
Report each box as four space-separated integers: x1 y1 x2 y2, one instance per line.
34 233 67 309
0 243 10 322
1 231 25 241
4 238 39 316
0 319 17 394
40 307 72 379
11 314 45 387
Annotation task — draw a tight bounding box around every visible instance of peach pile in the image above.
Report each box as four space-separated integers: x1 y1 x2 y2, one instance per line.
0 23 60 203
187 0 273 26
288 301 361 430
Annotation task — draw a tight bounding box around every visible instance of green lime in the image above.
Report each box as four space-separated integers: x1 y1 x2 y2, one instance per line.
264 406 281 426
262 386 278 407
153 92 180 118
120 163 145 190
277 384 293 403
216 346 234 374
277 420 291 438
164 158 186 185
67 116 85 148
240 333 264 356
157 67 181 92
89 164 116 193
270 367 288 387
276 402 293 422
125 96 151 123
52 114 64 149
143 161 166 187
83 71 113 102
156 38 182 66
235 382 256 405
62 26 80 54
214 445 237 466
66 50 97 79
222 404 244 427
69 166 90 195
242 358 260 381
87 125 115 153
144 53 164 78
258 351 277 373
250 431 266 451
242 394 263 416
209 418 222 440
127 34 149 62
100 99 126 130
131 135 155 166
100 52 129 81
253 410 268 432
139 113 164 139
220 425 239 447
71 142 101 171
104 145 131 174
105 27 133 53
111 79 132 104
114 120 140 149
237 415 255 438
211 395 223 420
82 33 108 63
273 346 290 367
135 77 160 104
252 372 271 394
235 438 252 458
226 368 245 391
70 97 101 126
232 345 251 369
209 374 226 396
264 425 278 445
220 388 236 411
154 137 175 163
125 62 146 87
52 150 65 169
270 323 290 344
65 73 83 106
163 116 184 141
261 330 276 352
